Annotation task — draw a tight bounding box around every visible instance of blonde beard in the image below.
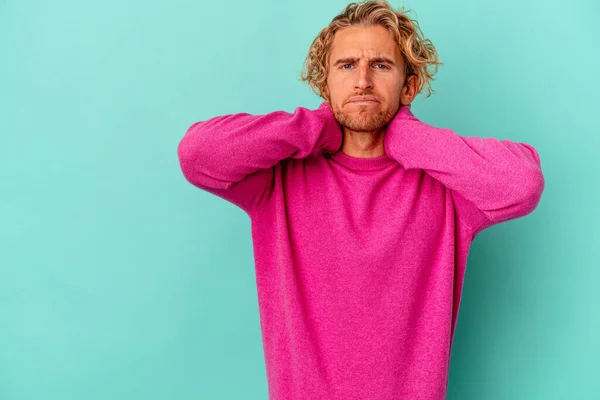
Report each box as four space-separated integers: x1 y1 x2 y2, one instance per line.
331 103 397 133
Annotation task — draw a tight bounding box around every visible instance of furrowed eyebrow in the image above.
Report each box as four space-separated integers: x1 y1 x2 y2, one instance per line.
333 56 396 66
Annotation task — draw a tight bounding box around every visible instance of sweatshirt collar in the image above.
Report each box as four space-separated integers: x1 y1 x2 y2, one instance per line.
328 151 396 171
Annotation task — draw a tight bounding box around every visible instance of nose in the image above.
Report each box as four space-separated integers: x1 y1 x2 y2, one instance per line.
354 63 374 91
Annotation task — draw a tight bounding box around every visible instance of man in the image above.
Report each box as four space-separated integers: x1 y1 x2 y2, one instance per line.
177 1 545 399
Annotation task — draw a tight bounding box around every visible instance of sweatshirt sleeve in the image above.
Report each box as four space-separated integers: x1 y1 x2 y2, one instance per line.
383 105 545 239
177 102 342 215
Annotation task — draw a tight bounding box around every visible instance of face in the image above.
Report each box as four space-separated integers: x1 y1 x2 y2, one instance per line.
323 24 417 133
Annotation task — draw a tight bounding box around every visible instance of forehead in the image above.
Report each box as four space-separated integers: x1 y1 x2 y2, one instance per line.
328 24 402 63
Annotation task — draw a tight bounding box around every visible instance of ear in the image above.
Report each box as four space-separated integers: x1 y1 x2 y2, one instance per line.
400 75 419 106
322 83 330 103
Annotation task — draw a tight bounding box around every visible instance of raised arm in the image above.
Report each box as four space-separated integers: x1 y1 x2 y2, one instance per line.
383 105 545 238
177 103 342 215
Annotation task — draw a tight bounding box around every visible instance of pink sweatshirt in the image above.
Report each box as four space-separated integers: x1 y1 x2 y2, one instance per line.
177 101 545 399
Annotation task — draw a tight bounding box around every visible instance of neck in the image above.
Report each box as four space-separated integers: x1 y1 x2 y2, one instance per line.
340 127 387 158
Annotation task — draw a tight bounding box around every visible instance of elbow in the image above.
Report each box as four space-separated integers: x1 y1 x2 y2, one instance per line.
514 166 545 218
177 123 222 189
177 122 235 191
177 139 196 185
478 161 545 227
177 124 200 183
519 141 545 214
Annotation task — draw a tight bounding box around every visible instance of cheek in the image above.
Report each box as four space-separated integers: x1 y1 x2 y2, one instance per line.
326 75 343 92
328 82 348 103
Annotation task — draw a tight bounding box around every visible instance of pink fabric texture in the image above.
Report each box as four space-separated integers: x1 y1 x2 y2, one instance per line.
177 101 545 399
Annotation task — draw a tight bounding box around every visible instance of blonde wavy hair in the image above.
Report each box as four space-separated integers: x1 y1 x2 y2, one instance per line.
299 0 442 103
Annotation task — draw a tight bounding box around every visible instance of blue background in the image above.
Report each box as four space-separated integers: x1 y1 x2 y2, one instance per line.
1 0 598 398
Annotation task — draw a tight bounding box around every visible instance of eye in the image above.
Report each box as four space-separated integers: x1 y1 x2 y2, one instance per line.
340 63 389 70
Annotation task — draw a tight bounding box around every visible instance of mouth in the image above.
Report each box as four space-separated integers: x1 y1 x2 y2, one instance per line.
347 96 379 105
